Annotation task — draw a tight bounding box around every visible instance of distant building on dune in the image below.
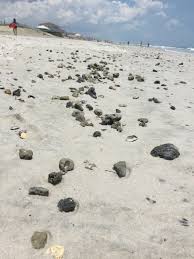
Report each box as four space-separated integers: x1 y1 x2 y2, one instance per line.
37 22 65 37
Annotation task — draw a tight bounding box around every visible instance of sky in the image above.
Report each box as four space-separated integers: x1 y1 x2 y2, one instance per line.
0 0 193 47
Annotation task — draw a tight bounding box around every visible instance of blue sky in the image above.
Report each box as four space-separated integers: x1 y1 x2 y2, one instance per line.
0 0 193 47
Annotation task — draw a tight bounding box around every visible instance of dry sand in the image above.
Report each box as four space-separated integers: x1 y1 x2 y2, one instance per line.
0 34 194 259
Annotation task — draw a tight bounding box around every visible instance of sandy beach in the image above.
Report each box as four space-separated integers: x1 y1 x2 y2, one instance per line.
0 34 194 259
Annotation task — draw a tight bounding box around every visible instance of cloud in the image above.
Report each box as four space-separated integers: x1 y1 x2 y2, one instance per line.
166 18 181 30
0 0 166 27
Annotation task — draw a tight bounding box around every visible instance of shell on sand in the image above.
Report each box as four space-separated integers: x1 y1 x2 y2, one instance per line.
46 245 64 259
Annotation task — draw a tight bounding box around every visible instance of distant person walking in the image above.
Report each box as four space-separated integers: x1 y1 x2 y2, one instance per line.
9 18 17 35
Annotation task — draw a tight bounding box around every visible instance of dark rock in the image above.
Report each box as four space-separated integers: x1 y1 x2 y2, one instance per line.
60 96 70 101
37 74 44 79
101 114 122 125
94 109 103 117
74 102 83 111
138 118 148 127
28 95 35 99
136 75 144 82
66 101 73 108
154 80 160 84
148 97 161 103
170 105 176 110
72 110 85 122
151 143 180 160
128 73 134 81
153 69 158 72
86 104 93 111
19 149 33 160
29 187 49 197
48 172 62 185
59 158 74 173
31 231 48 249
85 87 97 99
57 198 77 212
13 89 21 97
113 161 129 178
116 109 121 113
113 73 119 78
93 131 101 137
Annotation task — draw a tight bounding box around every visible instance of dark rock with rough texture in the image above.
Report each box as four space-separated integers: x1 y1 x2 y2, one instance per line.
101 114 122 125
60 96 70 101
86 104 93 111
151 143 180 160
59 158 74 173
72 110 85 122
48 172 62 185
94 109 103 117
170 105 176 110
29 187 49 196
113 161 129 178
37 74 44 79
138 118 148 127
93 131 101 137
31 231 47 249
85 87 97 99
113 73 119 78
66 101 73 108
13 89 21 97
136 75 144 82
128 73 134 81
74 102 83 111
58 198 77 212
19 149 33 160
111 121 122 132
154 80 160 84
148 97 161 104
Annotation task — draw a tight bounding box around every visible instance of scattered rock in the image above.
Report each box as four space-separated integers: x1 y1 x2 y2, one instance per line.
57 198 77 212
170 105 176 110
59 158 74 173
86 104 93 111
19 149 33 160
48 172 62 185
146 197 156 204
113 161 130 178
148 97 161 103
154 80 160 84
31 231 48 249
60 96 70 101
74 102 83 111
101 113 122 126
136 75 144 82
151 143 180 160
13 89 21 97
93 131 101 137
4 89 12 95
138 118 149 127
126 135 138 142
128 73 134 81
37 74 44 79
94 108 103 117
29 187 49 197
179 218 189 227
85 87 97 99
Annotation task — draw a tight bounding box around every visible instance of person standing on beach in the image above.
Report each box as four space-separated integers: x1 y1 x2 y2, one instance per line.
9 18 17 36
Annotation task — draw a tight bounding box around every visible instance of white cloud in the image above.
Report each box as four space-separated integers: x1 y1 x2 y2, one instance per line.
166 18 181 30
0 0 166 26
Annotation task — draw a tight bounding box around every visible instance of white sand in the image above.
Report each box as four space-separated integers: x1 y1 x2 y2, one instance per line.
0 34 194 259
